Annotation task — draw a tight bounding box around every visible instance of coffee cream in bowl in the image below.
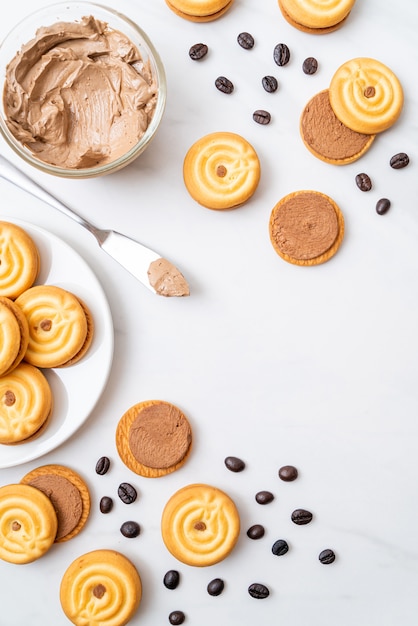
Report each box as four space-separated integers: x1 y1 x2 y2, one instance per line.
0 2 166 177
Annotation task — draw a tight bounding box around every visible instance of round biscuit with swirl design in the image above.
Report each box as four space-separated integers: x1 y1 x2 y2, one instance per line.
0 221 40 300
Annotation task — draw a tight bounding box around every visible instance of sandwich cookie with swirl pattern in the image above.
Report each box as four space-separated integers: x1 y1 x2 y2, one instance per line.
0 296 29 377
278 0 356 33
165 0 234 22
0 221 40 300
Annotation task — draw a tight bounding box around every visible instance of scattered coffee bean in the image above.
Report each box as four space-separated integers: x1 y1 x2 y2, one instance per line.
355 172 372 192
164 570 180 590
169 610 185 625
319 548 336 564
95 456 110 475
224 456 245 472
99 496 113 514
262 75 278 93
189 43 208 60
272 539 289 556
278 465 298 481
207 578 225 596
118 482 137 504
248 583 270 599
255 490 274 505
120 520 140 538
302 56 318 75
253 109 271 125
291 508 313 525
390 152 409 169
237 32 255 49
273 43 290 66
215 76 234 94
376 198 391 215
247 524 265 540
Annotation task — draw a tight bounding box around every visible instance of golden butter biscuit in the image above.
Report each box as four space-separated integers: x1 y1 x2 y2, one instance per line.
56 298 94 367
183 131 260 210
60 549 142 626
329 57 404 134
0 483 57 564
0 221 40 300
166 0 234 21
0 362 52 444
269 190 345 266
278 0 355 33
21 465 90 542
300 90 375 164
0 297 29 377
161 483 240 566
116 400 192 477
15 285 88 368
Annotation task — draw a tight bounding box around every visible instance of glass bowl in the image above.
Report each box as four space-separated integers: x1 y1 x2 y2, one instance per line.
0 1 166 178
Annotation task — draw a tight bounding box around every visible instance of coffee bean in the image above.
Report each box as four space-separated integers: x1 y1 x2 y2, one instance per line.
118 482 137 504
248 583 270 599
390 152 409 169
253 109 271 125
376 198 391 215
95 456 110 475
302 57 318 75
355 172 372 192
273 43 290 66
120 520 140 538
262 75 278 93
291 508 313 525
99 496 113 514
224 456 245 472
255 491 274 505
164 570 180 590
319 548 336 564
237 32 254 49
169 610 185 625
215 76 234 94
272 539 289 556
278 465 298 481
247 524 265 540
189 43 208 60
207 578 224 596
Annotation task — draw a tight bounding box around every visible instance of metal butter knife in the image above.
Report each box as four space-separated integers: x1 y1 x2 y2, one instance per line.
0 154 189 297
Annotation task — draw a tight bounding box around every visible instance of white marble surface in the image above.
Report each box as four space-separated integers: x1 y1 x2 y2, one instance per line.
1 1 418 624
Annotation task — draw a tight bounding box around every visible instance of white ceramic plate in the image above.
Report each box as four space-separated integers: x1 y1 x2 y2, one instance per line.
0 219 114 468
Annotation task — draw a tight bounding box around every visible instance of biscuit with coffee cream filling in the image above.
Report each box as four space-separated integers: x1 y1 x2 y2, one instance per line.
0 221 40 299
0 483 57 564
278 0 355 33
0 297 29 377
60 549 142 626
161 483 240 566
165 0 234 21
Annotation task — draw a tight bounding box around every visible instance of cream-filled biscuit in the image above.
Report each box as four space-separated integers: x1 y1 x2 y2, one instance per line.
165 0 234 21
0 221 40 300
0 297 29 377
278 0 356 33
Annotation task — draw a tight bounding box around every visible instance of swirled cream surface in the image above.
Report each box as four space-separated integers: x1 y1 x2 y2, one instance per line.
3 16 158 168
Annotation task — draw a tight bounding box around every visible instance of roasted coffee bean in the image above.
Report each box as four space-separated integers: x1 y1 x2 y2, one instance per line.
118 482 137 504
169 610 185 625
163 570 180 590
120 520 140 538
255 490 274 505
207 577 225 596
95 456 110 475
189 43 208 60
248 583 270 599
390 152 409 169
99 496 113 514
302 56 318 75
278 465 298 481
376 198 391 215
319 548 336 564
273 43 290 66
247 524 265 540
237 32 254 49
215 76 234 94
253 109 271 125
272 539 289 556
262 75 278 93
224 456 245 472
355 172 372 192
291 508 313 525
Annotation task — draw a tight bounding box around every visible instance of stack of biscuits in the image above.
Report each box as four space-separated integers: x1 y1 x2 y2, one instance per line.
0 221 94 445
